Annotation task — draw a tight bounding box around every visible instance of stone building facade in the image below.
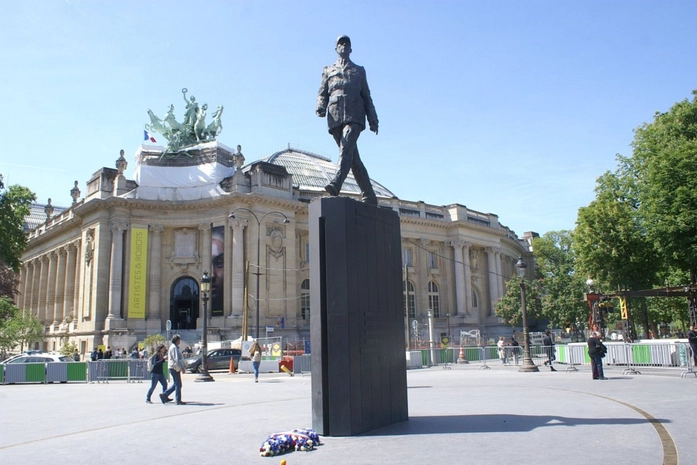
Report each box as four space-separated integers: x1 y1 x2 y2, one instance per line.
18 141 535 355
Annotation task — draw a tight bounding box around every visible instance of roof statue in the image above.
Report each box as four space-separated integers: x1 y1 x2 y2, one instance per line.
145 88 224 154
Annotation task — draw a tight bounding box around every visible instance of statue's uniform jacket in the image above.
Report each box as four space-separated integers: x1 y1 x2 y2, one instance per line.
316 59 378 133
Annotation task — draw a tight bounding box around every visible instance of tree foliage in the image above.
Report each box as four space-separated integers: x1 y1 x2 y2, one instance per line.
574 170 658 291
142 333 167 353
0 174 36 273
532 231 587 328
630 91 697 280
495 276 543 327
5 312 44 353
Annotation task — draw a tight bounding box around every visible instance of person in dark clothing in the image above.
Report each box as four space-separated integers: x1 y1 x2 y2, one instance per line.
542 330 556 371
588 331 607 380
509 337 520 365
687 325 697 366
146 344 168 404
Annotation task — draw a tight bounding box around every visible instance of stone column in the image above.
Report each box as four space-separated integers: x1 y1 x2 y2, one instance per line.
462 241 473 315
73 240 82 322
30 259 41 317
148 225 164 322
107 222 128 321
487 247 498 314
45 251 58 326
53 247 67 325
494 248 503 300
21 262 33 313
230 218 248 317
64 242 78 321
449 240 465 316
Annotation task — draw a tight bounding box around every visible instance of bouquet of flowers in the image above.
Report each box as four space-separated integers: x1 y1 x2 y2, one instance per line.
259 428 321 457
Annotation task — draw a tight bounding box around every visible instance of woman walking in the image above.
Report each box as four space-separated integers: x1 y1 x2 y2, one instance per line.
146 344 168 404
249 341 262 383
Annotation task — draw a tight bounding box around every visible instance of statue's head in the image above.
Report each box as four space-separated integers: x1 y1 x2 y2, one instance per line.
336 35 351 56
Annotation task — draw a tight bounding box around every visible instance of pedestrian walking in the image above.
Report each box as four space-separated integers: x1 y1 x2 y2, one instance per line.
497 337 507 364
146 344 168 404
688 325 697 367
249 341 262 382
588 331 607 380
161 335 186 405
543 330 556 371
509 337 520 365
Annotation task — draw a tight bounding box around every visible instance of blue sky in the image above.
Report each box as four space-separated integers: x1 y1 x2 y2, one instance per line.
2 1 696 236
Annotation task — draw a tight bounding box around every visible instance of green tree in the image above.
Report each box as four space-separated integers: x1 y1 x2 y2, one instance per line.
7 312 44 352
0 174 36 273
532 231 587 329
0 296 19 356
631 91 697 282
142 333 167 354
574 168 659 335
495 276 543 327
59 341 78 357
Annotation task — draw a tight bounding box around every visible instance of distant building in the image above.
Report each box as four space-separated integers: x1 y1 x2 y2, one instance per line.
18 141 535 354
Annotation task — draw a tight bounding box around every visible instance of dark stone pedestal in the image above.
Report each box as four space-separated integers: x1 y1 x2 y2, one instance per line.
309 197 408 436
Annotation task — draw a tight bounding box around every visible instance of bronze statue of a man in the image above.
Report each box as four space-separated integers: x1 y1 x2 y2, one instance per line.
316 35 379 205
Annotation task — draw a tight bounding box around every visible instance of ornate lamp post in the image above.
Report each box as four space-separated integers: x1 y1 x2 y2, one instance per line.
515 257 539 373
229 208 290 339
195 271 214 382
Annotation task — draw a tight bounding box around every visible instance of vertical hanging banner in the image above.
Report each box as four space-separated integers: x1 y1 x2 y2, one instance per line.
129 227 149 319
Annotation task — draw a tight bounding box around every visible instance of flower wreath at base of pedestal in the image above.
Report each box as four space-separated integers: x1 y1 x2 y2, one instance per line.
259 428 322 457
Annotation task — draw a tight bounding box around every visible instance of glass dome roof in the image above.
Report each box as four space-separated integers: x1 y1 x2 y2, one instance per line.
254 147 396 199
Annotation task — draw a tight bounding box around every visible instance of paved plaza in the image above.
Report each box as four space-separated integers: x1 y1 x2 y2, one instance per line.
0 362 694 464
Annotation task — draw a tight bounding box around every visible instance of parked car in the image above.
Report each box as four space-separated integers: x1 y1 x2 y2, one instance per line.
185 348 241 373
1 353 73 365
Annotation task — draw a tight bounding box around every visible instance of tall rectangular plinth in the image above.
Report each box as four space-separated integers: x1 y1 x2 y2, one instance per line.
309 197 408 436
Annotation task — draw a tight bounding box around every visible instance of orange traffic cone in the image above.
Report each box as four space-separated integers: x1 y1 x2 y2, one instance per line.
457 346 468 364
229 357 236 374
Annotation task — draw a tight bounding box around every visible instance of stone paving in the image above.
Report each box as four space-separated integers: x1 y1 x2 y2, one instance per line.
0 362 694 464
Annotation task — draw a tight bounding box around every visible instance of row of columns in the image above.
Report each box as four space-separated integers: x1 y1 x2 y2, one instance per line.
20 240 81 327
448 241 505 317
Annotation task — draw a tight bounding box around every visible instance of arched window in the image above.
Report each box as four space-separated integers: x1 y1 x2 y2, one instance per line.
428 281 440 318
301 279 310 320
472 289 479 308
403 280 415 318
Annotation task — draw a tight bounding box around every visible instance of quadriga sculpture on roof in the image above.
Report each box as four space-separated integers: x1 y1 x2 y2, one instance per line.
145 88 224 154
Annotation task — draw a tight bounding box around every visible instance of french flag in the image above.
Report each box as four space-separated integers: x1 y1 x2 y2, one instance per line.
143 130 157 143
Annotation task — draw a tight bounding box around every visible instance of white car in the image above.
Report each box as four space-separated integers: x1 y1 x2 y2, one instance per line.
1 353 73 365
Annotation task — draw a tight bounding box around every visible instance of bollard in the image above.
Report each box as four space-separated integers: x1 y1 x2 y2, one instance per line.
229 357 236 374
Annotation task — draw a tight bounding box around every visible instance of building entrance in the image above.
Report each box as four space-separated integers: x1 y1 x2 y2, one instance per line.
170 277 199 330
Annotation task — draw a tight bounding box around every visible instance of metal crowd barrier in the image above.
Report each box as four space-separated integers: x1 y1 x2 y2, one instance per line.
292 354 312 375
87 360 148 383
2 362 89 384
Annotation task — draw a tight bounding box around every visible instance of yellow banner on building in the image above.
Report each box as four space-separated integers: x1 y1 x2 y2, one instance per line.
128 228 149 319
619 297 628 320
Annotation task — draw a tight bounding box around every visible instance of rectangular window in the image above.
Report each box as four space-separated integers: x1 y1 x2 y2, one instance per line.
403 248 413 266
429 295 440 318
429 251 437 269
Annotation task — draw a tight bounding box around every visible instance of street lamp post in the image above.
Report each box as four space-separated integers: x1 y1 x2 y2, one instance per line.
195 271 214 382
229 208 290 339
515 257 539 373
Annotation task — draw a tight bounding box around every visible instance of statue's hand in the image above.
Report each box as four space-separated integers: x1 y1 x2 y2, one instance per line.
370 122 378 135
316 109 326 118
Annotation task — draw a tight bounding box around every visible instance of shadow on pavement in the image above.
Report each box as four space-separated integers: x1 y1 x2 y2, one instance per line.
367 414 669 435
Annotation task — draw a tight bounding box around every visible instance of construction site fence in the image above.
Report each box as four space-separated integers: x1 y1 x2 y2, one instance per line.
2 359 161 385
